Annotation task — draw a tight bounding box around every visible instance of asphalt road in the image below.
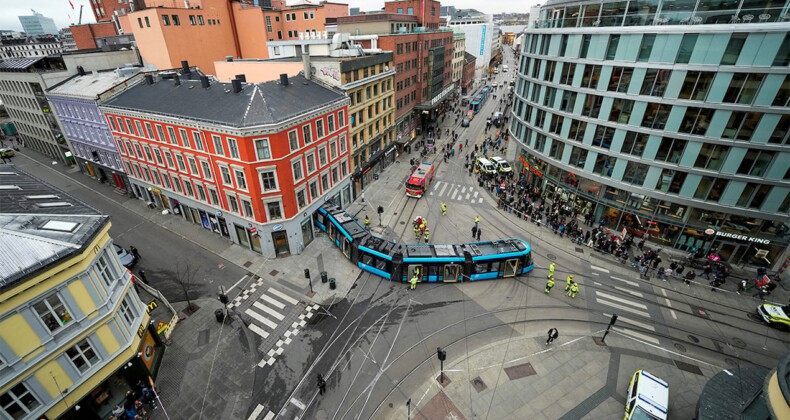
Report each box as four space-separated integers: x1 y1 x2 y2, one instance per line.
11 151 248 305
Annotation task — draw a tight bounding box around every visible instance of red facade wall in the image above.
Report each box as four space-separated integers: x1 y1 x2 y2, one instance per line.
384 0 442 28
105 105 350 223
70 22 119 50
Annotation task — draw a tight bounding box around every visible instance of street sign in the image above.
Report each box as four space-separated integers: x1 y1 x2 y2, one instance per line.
250 227 257 234
273 224 283 231
156 321 168 334
704 228 715 235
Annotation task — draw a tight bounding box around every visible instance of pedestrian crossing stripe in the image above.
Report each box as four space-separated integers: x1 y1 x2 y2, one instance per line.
613 327 661 345
428 181 484 203
247 404 275 420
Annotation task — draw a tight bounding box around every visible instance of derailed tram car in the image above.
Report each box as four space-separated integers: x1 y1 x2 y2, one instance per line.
315 203 533 283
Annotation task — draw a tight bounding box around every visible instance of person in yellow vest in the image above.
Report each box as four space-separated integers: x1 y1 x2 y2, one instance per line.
364 215 370 228
424 228 431 243
545 277 555 294
420 220 427 235
414 226 420 238
547 262 556 279
564 275 574 291
410 274 418 290
568 282 579 298
474 216 480 229
441 202 447 215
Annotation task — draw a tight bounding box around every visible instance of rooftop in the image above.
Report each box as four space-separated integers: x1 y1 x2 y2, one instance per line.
0 164 108 290
47 68 144 100
103 73 346 128
0 56 66 73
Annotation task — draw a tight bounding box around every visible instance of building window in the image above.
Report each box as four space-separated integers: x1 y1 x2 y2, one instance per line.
737 183 771 209
622 161 648 186
296 188 307 209
220 166 232 185
637 34 655 62
254 138 271 159
33 294 71 332
163 15 171 26
608 67 633 93
212 135 224 155
208 188 219 204
1 383 41 418
265 16 272 32
316 120 324 138
196 185 206 201
641 103 671 130
198 15 204 25
189 15 196 25
119 294 136 326
773 33 790 66
292 160 304 182
234 169 247 190
288 130 299 151
266 201 283 220
227 195 239 213
138 17 143 28
678 107 714 135
655 137 687 164
188 158 199 175
722 111 761 141
277 31 282 40
605 35 620 60
242 199 253 218
678 71 714 101
306 152 316 173
676 33 698 64
620 132 648 157
721 33 748 65
338 110 345 128
737 149 774 176
200 161 212 179
192 131 204 150
166 126 176 143
95 250 117 287
175 155 186 172
640 69 670 97
655 169 687 194
134 121 144 137
318 147 327 165
66 339 100 374
145 16 150 27
227 138 239 159
329 140 337 159
178 128 190 148
723 73 764 105
172 15 180 26
155 125 165 142
339 133 347 153
164 152 174 168
695 144 729 171
327 115 335 133
260 170 278 191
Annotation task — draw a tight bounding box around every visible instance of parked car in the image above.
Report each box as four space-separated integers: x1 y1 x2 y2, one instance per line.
114 244 137 268
625 370 669 420
0 148 15 158
757 303 790 330
461 117 470 127
491 156 512 173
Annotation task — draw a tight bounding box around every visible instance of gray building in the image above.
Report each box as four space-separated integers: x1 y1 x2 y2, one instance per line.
512 0 790 269
18 12 59 37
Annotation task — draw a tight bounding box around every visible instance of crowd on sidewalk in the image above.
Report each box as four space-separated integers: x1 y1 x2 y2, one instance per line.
107 380 158 420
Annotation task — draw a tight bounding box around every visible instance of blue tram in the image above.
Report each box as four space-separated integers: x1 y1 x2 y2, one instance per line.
315 202 533 283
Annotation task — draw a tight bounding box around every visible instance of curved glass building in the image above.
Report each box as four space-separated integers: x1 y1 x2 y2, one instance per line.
510 0 790 267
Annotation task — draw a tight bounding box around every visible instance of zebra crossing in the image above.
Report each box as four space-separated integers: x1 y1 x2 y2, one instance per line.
590 266 661 345
429 181 485 203
247 404 275 420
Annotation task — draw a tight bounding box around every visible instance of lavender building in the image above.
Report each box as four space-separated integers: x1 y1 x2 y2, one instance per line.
47 67 148 190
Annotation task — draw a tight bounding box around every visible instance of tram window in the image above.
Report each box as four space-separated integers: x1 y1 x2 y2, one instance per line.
428 265 438 277
375 258 387 270
524 252 533 267
474 263 489 273
362 254 374 266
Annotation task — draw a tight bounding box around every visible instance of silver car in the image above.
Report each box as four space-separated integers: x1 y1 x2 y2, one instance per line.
114 244 137 268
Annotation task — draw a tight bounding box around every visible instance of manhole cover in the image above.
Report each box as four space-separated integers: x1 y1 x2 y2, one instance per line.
687 335 699 343
388 403 393 408
725 358 737 367
547 253 557 260
575 247 584 253
674 343 687 353
243 261 252 268
674 360 703 375
269 270 279 276
399 221 406 225
731 337 747 349
690 305 710 319
504 362 536 380
471 376 488 393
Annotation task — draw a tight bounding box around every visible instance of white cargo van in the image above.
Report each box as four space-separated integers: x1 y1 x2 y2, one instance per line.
491 156 512 173
625 370 669 420
475 157 497 175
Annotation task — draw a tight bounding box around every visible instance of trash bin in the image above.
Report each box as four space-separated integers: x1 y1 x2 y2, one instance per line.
329 278 336 290
321 271 328 283
214 309 225 323
478 180 484 187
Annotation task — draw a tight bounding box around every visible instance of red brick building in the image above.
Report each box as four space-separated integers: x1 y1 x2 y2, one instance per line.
69 22 118 50
90 0 142 22
100 70 352 257
337 0 454 146
462 51 476 95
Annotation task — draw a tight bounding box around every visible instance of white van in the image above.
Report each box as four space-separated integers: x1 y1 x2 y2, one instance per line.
502 65 509 72
625 370 669 420
475 157 497 175
491 156 512 173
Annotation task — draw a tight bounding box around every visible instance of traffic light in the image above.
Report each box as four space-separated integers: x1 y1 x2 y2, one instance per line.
437 347 446 361
219 293 229 304
304 268 311 279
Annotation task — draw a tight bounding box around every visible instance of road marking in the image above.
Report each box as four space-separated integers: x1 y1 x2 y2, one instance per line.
261 294 286 309
473 191 479 198
596 298 648 317
248 323 270 338
610 276 639 287
461 186 467 193
613 286 643 298
591 265 610 273
439 182 448 196
591 272 599 276
263 412 275 420
603 313 655 331
451 188 459 200
290 398 306 410
596 292 648 309
478 198 483 203
229 275 249 291
245 308 279 329
466 193 470 200
248 404 265 420
268 288 298 305
253 301 285 320
613 327 660 345
594 281 602 286
660 289 678 319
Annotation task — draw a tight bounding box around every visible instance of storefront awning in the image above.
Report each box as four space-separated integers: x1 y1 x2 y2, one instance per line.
415 83 456 110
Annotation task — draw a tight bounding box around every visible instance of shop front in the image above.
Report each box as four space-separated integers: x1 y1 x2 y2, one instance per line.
80 158 129 191
516 146 789 268
395 114 418 153
353 142 397 198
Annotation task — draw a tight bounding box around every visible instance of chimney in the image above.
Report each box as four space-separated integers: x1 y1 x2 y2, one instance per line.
200 75 210 88
231 79 242 93
280 73 289 86
144 74 154 85
77 66 85 76
302 45 311 81
174 75 181 86
181 60 190 74
235 74 246 83
226 56 234 62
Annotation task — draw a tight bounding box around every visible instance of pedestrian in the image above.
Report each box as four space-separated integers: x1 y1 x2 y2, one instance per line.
564 275 574 291
410 274 418 290
545 277 555 294
753 286 767 301
547 262 556 279
130 246 140 260
471 225 477 239
476 227 482 241
474 216 480 229
737 279 748 294
568 282 579 298
656 266 665 281
441 202 447 216
684 270 695 286
414 226 420 238
317 374 326 395
546 328 559 345
364 215 370 228
138 270 149 285
424 228 430 243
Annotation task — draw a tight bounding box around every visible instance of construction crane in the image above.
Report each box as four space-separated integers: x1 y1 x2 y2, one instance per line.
78 5 84 24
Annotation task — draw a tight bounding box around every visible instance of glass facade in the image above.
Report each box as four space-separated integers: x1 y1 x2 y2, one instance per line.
511 22 790 267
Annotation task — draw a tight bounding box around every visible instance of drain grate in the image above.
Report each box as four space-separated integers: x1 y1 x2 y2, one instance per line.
674 343 687 353
674 360 703 375
197 329 210 346
243 261 253 268
269 270 279 276
504 362 537 381
687 335 699 343
575 247 584 254
690 306 710 319
731 337 746 349
471 376 488 393
547 253 557 260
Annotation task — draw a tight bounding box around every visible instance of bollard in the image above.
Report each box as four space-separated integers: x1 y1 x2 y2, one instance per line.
214 309 225 323
329 278 336 290
321 271 328 283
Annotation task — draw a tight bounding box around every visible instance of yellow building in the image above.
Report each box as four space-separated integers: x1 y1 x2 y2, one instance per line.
0 166 160 420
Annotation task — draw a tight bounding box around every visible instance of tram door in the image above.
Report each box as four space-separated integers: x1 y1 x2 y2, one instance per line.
408 265 424 282
341 237 351 259
502 259 519 278
328 223 337 243
444 265 461 282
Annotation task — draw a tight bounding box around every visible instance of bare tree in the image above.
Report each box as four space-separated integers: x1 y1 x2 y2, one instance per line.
175 260 200 314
